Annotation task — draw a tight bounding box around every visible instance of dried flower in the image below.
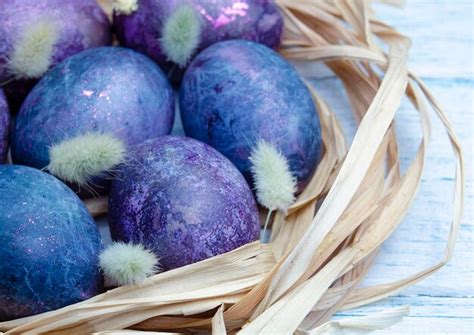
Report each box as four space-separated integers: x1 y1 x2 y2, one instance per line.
250 139 297 213
112 0 138 15
99 242 160 286
47 132 126 186
161 5 202 68
8 20 59 79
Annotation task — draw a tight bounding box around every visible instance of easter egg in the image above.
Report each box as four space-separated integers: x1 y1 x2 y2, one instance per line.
0 90 10 163
113 0 283 82
0 165 103 321
0 0 112 110
108 136 259 270
11 47 175 194
179 40 322 191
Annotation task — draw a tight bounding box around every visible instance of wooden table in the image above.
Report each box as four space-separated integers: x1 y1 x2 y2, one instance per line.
312 1 473 333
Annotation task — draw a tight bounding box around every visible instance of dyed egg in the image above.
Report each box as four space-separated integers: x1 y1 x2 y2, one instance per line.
113 0 283 82
0 165 103 321
179 40 322 191
108 136 259 270
11 47 175 194
0 0 111 110
0 90 10 163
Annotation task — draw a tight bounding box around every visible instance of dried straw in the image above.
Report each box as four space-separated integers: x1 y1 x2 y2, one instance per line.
0 0 464 334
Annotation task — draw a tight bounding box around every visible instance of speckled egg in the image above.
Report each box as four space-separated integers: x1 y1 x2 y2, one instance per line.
11 47 175 192
179 40 322 191
0 90 10 163
108 136 259 270
0 0 111 111
0 165 103 321
113 0 282 82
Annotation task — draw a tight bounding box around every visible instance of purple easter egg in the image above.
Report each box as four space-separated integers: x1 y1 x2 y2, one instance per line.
180 40 322 192
12 47 175 194
0 90 10 163
113 0 282 82
108 136 259 271
0 0 112 110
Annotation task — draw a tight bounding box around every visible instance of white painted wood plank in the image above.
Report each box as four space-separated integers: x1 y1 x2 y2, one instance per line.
334 297 474 334
307 1 474 332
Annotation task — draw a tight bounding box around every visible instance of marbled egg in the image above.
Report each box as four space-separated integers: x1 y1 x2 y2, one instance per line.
179 40 322 191
113 0 282 82
11 47 175 193
0 0 111 111
0 90 10 163
108 136 259 270
0 165 103 321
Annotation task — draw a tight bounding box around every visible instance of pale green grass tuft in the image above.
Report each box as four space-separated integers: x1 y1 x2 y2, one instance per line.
99 242 160 286
47 132 126 185
8 20 59 79
161 5 202 67
250 140 297 213
112 0 138 15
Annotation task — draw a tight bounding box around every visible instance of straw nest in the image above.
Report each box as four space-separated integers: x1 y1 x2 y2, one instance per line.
0 0 464 334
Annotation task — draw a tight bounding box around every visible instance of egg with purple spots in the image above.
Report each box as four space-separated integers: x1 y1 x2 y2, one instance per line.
11 47 175 195
113 0 283 82
0 0 112 111
0 165 103 321
108 136 259 271
179 40 322 191
0 90 10 163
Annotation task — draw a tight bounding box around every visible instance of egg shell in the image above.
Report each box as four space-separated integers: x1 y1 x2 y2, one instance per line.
0 90 10 163
179 40 322 191
0 165 103 321
11 47 175 190
113 0 283 82
0 0 112 110
108 136 260 271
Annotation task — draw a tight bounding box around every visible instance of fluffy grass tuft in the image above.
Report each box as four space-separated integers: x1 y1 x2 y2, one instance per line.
47 132 126 186
99 242 160 286
112 0 138 15
161 5 202 68
250 140 297 213
8 20 59 79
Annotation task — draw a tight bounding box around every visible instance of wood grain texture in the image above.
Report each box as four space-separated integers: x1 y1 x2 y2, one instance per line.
304 1 473 333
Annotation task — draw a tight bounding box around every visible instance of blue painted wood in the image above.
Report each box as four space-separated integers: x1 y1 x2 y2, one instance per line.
311 1 474 333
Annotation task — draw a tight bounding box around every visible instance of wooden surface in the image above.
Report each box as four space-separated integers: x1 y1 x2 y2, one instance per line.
307 1 473 333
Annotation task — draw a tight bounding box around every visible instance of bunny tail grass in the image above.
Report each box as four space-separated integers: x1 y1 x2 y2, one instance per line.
7 20 59 79
250 140 297 213
99 242 160 286
47 132 126 185
161 5 202 68
112 0 138 15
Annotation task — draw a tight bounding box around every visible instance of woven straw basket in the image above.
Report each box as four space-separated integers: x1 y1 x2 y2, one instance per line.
0 0 465 334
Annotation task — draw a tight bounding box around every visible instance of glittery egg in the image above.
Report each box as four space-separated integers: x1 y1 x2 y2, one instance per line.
0 90 10 163
179 40 322 191
11 47 175 193
0 0 112 111
113 0 283 82
108 136 259 271
0 165 103 321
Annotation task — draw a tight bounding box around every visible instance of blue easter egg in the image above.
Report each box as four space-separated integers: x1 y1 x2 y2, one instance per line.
11 47 175 193
0 165 103 321
179 40 322 191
